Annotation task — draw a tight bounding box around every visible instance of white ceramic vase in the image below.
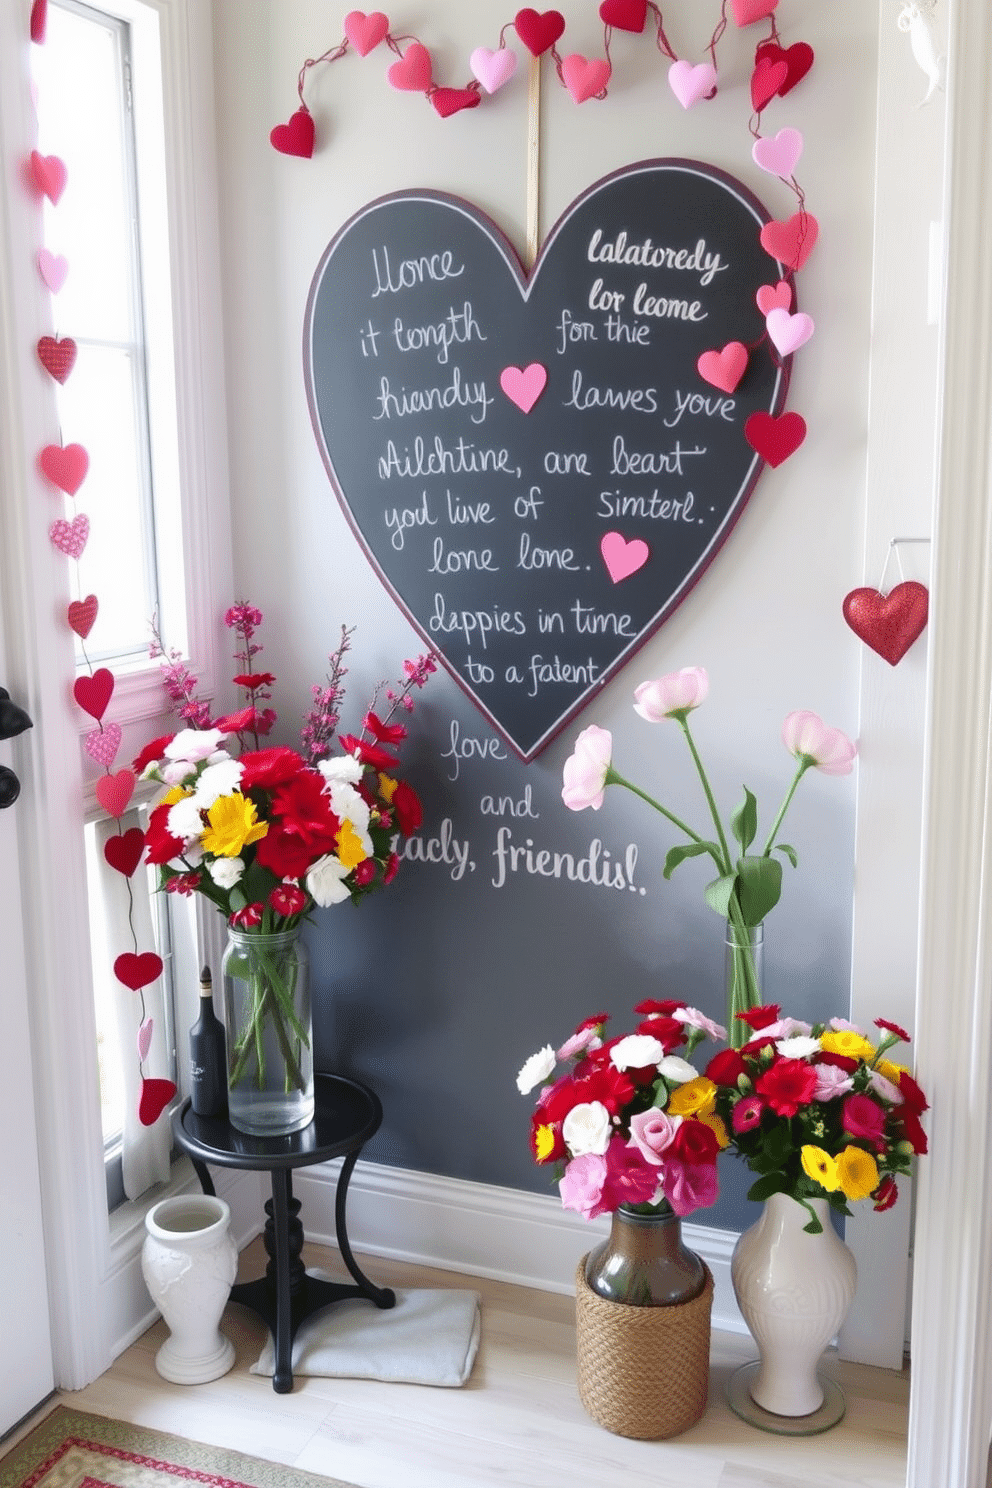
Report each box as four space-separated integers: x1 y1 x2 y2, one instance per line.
141 1194 238 1384
731 1191 857 1416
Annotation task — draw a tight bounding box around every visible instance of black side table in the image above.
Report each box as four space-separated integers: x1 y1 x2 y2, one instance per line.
173 1072 395 1393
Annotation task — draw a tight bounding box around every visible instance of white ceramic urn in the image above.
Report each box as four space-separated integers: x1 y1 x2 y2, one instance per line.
141 1194 238 1384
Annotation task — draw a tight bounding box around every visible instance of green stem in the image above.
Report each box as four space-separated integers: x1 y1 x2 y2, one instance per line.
608 769 724 873
725 895 763 1047
226 942 310 1092
678 718 733 873
761 759 810 856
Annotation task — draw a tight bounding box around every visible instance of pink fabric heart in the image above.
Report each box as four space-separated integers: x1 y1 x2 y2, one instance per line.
29 151 67 203
766 307 814 356
752 127 804 178
40 442 89 495
96 768 136 818
84 722 123 767
470 46 518 93
387 42 433 92
756 280 792 315
731 0 778 24
49 513 89 559
500 363 547 413
760 212 819 272
137 1017 154 1062
37 249 68 293
668 60 717 109
697 341 748 394
343 10 390 56
601 532 649 583
561 54 611 104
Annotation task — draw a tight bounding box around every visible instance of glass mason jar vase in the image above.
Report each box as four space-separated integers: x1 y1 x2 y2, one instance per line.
584 1202 706 1306
725 920 764 1048
221 926 314 1136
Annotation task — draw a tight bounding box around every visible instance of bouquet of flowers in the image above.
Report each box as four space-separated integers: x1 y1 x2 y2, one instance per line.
707 1005 929 1232
516 1000 728 1220
561 666 856 1044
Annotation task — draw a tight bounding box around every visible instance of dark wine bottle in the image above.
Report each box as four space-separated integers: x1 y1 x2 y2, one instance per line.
189 965 227 1117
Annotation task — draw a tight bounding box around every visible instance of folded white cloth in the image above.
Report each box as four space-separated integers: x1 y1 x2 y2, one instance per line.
251 1278 481 1387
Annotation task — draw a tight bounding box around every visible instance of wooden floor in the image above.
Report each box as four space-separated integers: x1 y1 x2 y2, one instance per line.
12 1238 909 1488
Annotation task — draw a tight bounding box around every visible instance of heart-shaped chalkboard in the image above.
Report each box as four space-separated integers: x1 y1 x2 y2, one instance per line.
304 160 791 758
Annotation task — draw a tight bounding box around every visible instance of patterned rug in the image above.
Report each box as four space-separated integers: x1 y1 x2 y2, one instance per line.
0 1408 358 1488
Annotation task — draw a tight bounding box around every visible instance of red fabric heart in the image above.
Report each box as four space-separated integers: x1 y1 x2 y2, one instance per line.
755 39 814 96
744 410 807 467
598 0 647 32
731 0 778 23
138 1077 176 1127
514 8 566 55
343 10 390 55
750 56 788 111
104 827 146 879
697 342 748 394
96 768 136 818
387 42 433 92
30 0 48 43
269 108 315 158
67 594 98 639
73 667 115 721
431 86 482 118
29 151 67 203
760 212 819 272
37 335 77 384
842 582 929 666
40 442 89 496
115 950 163 991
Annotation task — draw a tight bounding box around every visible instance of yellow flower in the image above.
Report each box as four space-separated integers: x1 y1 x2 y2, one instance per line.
378 773 398 803
836 1144 880 1202
161 786 191 806
877 1059 908 1083
667 1076 717 1118
534 1124 556 1162
801 1145 841 1192
201 793 268 857
699 1112 730 1149
336 819 369 869
820 1029 876 1063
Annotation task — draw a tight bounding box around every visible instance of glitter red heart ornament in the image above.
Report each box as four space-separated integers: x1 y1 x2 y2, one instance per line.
269 108 315 158
599 0 647 33
67 594 98 638
514 8 565 55
760 212 819 272
36 335 77 384
343 10 390 55
104 827 146 879
29 151 67 203
114 950 163 991
40 441 89 495
138 1077 176 1126
751 56 788 111
744 410 807 466
431 86 482 118
755 39 814 96
842 582 929 666
73 666 115 721
95 768 135 818
387 42 433 92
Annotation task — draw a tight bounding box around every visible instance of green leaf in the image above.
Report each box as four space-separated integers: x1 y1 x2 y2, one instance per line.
663 841 719 880
730 787 758 854
775 842 799 869
228 886 248 912
735 854 783 925
747 1172 788 1204
704 872 739 917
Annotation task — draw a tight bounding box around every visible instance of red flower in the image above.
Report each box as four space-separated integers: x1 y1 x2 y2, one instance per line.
841 1092 887 1145
133 733 175 775
872 1174 899 1212
671 1117 719 1166
755 1057 817 1117
737 1003 782 1030
233 672 276 690
895 1110 929 1155
230 903 263 928
576 1062 636 1116
875 1018 911 1043
143 802 185 866
815 1051 859 1073
215 706 256 734
635 1015 685 1052
383 852 400 884
364 710 407 745
530 1110 566 1164
165 871 200 896
339 733 399 770
599 1136 660 1210
575 1013 610 1034
392 779 423 835
634 998 686 1016
239 747 307 792
268 883 307 917
898 1071 929 1115
706 1047 748 1086
352 858 377 886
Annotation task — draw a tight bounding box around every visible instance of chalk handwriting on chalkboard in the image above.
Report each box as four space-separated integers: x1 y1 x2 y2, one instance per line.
304 159 790 760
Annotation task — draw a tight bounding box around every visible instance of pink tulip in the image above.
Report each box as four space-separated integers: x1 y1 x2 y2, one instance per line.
561 725 613 811
782 710 857 775
633 666 709 722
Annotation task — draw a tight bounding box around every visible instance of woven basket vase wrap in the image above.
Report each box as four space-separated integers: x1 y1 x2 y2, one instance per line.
574 1257 714 1439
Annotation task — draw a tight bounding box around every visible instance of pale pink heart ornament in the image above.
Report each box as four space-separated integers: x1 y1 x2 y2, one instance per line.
343 9 389 55
37 248 68 293
561 54 611 104
137 1017 154 1062
766 307 814 356
697 341 748 394
601 531 650 583
84 721 123 767
500 362 547 413
756 280 792 315
470 45 518 93
49 513 89 559
752 127 804 179
667 60 717 110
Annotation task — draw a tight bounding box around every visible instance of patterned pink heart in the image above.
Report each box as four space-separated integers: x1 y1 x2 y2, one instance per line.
730 0 778 24
137 1016 154 1062
668 60 717 110
752 127 804 179
765 307 814 356
601 531 649 583
29 151 67 203
40 442 89 495
37 249 68 293
756 280 792 315
760 212 819 273
470 46 518 94
343 9 389 55
387 42 432 92
499 363 547 413
85 721 123 767
138 1077 176 1126
96 768 135 818
561 54 610 104
697 341 748 394
74 667 115 722
49 513 89 559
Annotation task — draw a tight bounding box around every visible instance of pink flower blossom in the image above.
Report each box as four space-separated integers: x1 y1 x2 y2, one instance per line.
812 1063 854 1101
732 1095 765 1133
556 1027 603 1062
628 1108 682 1165
559 1152 610 1220
782 710 857 775
841 1092 887 1144
599 1136 662 1210
633 666 708 722
662 1159 718 1216
561 725 613 811
674 1005 727 1042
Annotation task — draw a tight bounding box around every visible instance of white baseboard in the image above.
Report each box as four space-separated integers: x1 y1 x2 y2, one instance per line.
293 1159 747 1336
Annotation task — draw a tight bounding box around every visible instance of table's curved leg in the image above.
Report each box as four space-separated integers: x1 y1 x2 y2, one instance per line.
190 1156 214 1196
270 1168 294 1392
334 1150 395 1309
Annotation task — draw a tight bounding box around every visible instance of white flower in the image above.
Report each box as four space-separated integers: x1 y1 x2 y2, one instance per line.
194 758 244 808
167 796 205 843
562 1101 612 1157
160 760 197 787
658 1055 698 1084
776 1035 822 1060
164 728 226 762
318 754 364 786
306 853 352 907
869 1069 904 1104
675 1006 727 1042
207 856 244 889
515 1044 557 1094
327 780 371 836
609 1034 664 1071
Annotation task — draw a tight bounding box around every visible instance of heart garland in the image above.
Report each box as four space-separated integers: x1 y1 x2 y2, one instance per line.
28 17 175 1129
